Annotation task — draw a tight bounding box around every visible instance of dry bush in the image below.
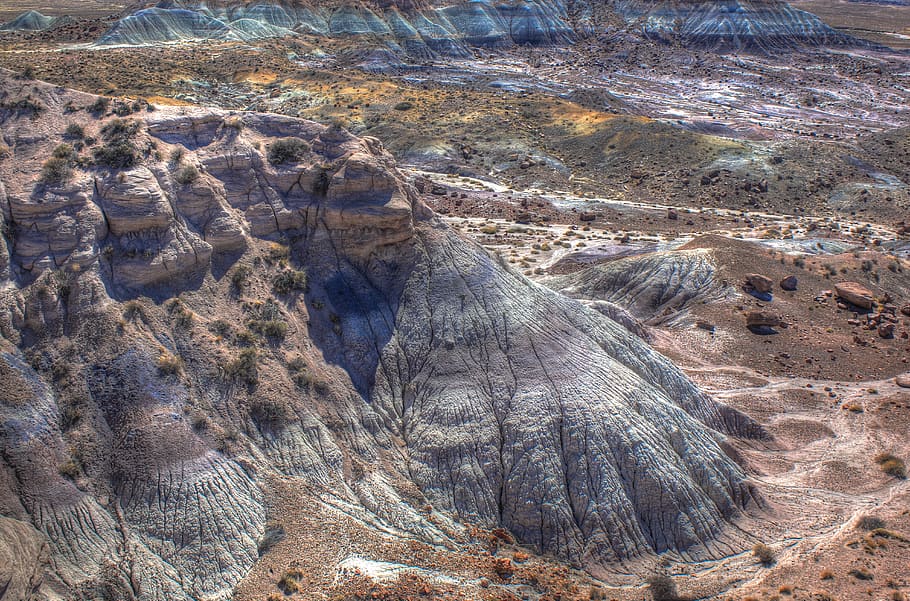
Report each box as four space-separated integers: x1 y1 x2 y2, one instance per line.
857 515 887 531
753 543 776 565
156 351 183 375
875 452 907 479
646 571 680 601
267 137 310 165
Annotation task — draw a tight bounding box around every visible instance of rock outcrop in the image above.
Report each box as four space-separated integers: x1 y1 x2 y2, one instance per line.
610 0 869 52
835 281 876 309
97 1 575 54
0 10 62 32
0 73 763 600
545 248 731 326
89 0 871 55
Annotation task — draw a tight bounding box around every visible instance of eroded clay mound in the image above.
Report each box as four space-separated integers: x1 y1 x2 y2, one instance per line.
0 72 760 600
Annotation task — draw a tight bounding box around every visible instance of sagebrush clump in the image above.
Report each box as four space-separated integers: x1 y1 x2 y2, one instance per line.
267 137 310 165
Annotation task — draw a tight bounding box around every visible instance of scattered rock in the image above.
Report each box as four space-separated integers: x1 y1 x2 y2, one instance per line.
667 208 678 220
579 211 596 222
745 273 774 294
779 275 798 291
901 304 910 317
746 310 783 328
878 323 895 339
696 320 716 333
834 282 875 310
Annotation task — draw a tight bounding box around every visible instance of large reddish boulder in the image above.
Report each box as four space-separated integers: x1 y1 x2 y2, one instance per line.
834 282 875 310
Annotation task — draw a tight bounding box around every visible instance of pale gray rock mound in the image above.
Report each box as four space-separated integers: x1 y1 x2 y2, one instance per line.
92 0 875 55
545 248 731 327
96 1 576 55
610 0 875 52
0 73 763 599
0 10 60 32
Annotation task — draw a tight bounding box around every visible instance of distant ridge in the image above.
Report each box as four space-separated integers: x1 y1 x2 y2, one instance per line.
91 0 882 54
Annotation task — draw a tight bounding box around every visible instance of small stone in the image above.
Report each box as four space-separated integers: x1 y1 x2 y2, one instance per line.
746 310 783 328
878 323 895 339
745 273 774 294
779 275 798 291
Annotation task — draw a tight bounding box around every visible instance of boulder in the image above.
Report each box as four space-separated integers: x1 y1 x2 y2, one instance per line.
745 273 774 294
878 323 895 339
901 304 910 317
834 282 875 310
746 310 783 328
896 373 910 388
780 275 798 291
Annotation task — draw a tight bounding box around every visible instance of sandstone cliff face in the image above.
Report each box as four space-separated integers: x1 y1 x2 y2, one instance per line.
0 73 762 600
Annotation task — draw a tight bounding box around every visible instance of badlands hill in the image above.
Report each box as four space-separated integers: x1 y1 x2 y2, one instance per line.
0 71 766 599
4 0 863 54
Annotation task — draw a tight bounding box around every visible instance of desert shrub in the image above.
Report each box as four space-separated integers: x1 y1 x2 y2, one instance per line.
156 351 183 375
849 567 873 580
287 356 309 388
250 397 291 430
40 157 72 185
168 299 194 329
235 330 258 347
174 164 199 185
394 101 413 111
272 269 307 294
122 300 147 321
208 319 233 338
169 147 184 164
248 319 288 339
875 452 907 479
225 348 258 386
58 459 80 479
60 405 82 430
87 97 110 115
53 143 76 160
589 586 608 600
266 242 290 264
223 116 244 130
857 515 887 531
93 119 140 169
230 264 252 292
191 413 209 432
753 543 776 565
267 137 310 165
646 571 679 601
18 65 35 79
278 569 305 593
1 96 44 116
112 101 133 117
64 123 85 139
